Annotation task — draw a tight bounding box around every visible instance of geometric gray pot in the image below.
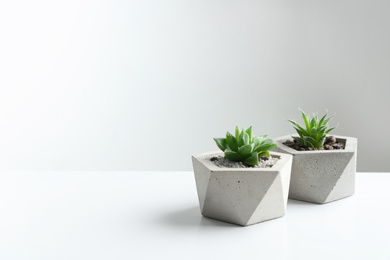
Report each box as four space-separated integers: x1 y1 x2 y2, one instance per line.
273 134 357 204
191 151 293 226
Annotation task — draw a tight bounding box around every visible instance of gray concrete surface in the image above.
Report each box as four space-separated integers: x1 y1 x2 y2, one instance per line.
273 135 357 204
192 151 292 226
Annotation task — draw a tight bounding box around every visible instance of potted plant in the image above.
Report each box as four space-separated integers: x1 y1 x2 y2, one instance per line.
192 126 293 226
273 109 357 204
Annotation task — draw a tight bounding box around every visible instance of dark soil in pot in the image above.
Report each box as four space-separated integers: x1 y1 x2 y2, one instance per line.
283 136 345 151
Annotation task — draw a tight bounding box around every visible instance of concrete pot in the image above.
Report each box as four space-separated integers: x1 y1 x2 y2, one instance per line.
191 151 292 226
272 134 357 204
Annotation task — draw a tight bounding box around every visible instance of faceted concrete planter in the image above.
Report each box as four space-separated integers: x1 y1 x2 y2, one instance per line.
191 151 292 226
273 135 357 204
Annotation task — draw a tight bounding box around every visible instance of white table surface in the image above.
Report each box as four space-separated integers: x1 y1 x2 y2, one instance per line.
0 171 389 260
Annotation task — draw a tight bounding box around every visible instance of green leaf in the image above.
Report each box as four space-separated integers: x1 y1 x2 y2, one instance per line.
321 115 334 127
226 131 233 144
318 113 328 126
313 113 319 127
303 136 316 148
310 127 317 137
253 136 267 148
226 132 238 152
217 127 276 164
288 119 303 129
237 130 246 147
318 136 326 146
225 149 242 162
294 127 305 137
292 136 303 145
242 132 249 145
243 152 259 166
254 139 277 152
300 109 311 130
325 127 336 134
258 150 270 157
213 138 227 151
289 109 339 148
235 126 240 140
310 127 322 144
288 120 309 136
317 125 327 133
310 117 316 129
246 126 253 142
238 143 254 157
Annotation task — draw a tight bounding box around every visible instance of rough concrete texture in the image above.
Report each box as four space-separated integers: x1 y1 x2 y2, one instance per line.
272 135 357 204
191 151 293 226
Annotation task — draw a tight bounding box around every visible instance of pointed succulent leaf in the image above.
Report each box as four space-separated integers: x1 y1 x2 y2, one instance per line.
258 150 270 157
299 109 311 130
253 136 266 147
293 127 305 137
235 126 240 140
310 127 317 138
318 113 328 126
254 139 277 152
318 135 326 146
317 125 327 133
325 127 336 134
289 109 338 149
237 130 246 147
243 152 259 166
313 113 319 127
226 131 233 139
243 132 250 145
225 131 233 145
310 117 316 129
225 148 242 162
288 119 303 129
226 133 238 152
217 126 275 165
246 126 253 142
321 115 334 127
288 120 309 136
238 143 254 157
213 138 227 151
303 136 316 148
292 135 303 145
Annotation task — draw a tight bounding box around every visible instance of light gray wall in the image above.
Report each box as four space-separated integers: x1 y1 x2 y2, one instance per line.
0 0 389 172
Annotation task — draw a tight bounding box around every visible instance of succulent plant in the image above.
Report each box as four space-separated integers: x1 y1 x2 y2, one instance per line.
213 126 277 166
288 109 337 149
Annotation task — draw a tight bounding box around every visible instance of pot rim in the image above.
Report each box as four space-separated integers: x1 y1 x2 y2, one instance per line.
192 151 292 173
273 134 357 155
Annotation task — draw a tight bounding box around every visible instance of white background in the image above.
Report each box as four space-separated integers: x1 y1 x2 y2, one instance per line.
0 0 389 171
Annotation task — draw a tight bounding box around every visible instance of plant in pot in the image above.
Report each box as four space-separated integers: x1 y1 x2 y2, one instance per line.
192 126 293 226
272 109 357 204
